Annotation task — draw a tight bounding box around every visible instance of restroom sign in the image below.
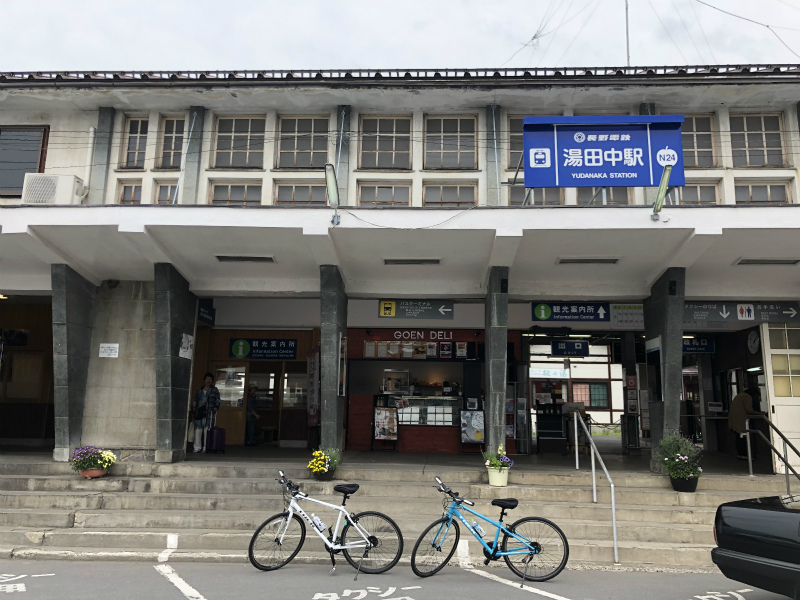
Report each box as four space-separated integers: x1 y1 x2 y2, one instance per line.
523 115 685 189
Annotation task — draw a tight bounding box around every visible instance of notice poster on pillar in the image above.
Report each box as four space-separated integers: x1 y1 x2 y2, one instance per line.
374 407 398 440
439 342 452 359
307 348 320 427
461 410 485 443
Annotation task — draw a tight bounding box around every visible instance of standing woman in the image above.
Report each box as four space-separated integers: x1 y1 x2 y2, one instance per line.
192 372 221 453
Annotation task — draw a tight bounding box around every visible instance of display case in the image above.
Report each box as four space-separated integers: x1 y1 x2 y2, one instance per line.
382 369 410 395
390 395 461 426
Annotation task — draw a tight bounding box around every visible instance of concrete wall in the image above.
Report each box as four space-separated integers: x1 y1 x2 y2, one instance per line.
82 281 156 450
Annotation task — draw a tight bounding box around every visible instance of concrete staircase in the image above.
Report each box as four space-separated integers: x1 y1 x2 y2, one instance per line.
0 460 788 569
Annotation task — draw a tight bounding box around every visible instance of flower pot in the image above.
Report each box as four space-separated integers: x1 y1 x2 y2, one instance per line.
312 470 336 481
78 468 108 480
487 467 509 487
670 475 699 493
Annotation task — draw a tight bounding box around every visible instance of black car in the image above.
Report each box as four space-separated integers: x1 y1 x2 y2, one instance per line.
713 495 800 600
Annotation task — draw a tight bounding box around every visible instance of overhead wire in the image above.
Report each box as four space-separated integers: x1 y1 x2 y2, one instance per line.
671 0 707 63
647 0 690 63
688 0 719 63
553 0 603 66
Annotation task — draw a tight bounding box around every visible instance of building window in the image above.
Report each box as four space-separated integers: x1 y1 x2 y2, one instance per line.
211 182 262 205
214 117 265 168
123 117 148 169
509 117 525 168
682 115 714 168
665 183 718 205
730 114 783 167
159 117 185 169
734 182 790 205
0 126 48 196
278 117 328 168
424 116 476 169
275 183 327 206
509 186 561 206
360 117 411 169
576 187 629 205
155 181 179 205
118 181 142 205
423 184 476 208
572 382 610 408
359 183 411 207
768 323 800 397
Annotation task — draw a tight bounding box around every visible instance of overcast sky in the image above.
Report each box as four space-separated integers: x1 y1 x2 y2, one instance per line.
3 0 800 71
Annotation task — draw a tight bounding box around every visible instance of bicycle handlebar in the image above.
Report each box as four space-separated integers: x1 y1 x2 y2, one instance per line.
433 476 474 506
277 471 306 498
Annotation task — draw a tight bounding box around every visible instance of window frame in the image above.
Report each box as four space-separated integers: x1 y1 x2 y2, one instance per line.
357 181 412 207
274 180 329 206
209 180 264 206
422 182 477 208
424 115 478 170
212 115 266 170
571 381 611 409
155 180 179 205
729 112 785 168
157 115 186 170
576 186 630 206
358 115 413 170
120 116 149 170
681 114 717 169
664 181 719 205
276 115 330 169
508 186 562 206
0 125 49 197
734 180 792 205
118 180 143 205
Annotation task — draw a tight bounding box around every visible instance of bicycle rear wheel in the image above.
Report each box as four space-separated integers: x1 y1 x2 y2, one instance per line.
502 517 569 582
248 512 306 571
410 517 460 577
341 511 404 574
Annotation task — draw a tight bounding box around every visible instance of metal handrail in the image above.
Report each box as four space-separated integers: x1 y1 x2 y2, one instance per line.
573 413 619 565
745 415 800 495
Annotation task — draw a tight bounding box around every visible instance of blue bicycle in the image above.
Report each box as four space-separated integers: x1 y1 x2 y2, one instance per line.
410 476 569 582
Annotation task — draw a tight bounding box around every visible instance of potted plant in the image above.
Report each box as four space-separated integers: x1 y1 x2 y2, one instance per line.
307 448 341 481
69 446 117 479
656 432 703 492
483 444 514 487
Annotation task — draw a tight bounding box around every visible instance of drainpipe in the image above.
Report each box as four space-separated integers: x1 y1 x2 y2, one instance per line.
79 127 96 201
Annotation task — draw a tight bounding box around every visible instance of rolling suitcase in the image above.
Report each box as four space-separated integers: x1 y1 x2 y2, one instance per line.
206 413 226 454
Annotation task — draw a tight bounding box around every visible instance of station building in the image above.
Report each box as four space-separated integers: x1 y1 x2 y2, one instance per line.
0 65 799 473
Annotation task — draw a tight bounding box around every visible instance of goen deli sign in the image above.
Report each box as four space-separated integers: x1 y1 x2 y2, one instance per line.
389 330 456 341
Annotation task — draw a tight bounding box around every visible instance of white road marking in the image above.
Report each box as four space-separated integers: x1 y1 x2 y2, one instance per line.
31 574 55 577
401 587 422 590
154 565 207 600
469 568 573 600
456 539 472 568
157 533 179 562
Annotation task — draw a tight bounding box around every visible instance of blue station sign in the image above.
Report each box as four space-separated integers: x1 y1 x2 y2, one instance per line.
522 115 685 189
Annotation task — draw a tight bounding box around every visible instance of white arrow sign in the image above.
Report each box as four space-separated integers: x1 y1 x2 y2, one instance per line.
597 307 606 319
720 306 730 318
784 307 798 318
439 305 453 315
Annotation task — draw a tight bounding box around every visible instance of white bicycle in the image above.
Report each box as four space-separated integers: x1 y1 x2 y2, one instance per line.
248 471 404 577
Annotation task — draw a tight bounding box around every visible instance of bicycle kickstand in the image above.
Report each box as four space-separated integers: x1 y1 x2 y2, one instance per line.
328 548 337 574
520 553 532 589
353 547 369 581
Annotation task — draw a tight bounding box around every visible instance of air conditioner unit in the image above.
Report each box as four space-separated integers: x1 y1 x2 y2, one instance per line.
21 174 84 205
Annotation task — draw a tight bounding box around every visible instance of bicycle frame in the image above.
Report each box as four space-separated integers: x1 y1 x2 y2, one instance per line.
282 493 372 552
439 500 537 558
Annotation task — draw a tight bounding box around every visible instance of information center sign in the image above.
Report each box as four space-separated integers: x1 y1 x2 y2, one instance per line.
523 116 685 189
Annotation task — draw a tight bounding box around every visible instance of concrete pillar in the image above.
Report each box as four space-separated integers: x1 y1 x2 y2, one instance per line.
486 105 501 206
485 266 509 451
320 265 347 450
87 107 115 205
335 106 351 204
643 267 685 468
51 265 97 461
154 264 198 463
180 107 206 205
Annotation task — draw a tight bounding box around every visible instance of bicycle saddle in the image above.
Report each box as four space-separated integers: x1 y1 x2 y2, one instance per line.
333 484 360 495
491 498 518 510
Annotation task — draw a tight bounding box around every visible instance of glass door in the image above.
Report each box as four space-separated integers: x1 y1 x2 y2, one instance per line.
212 363 247 445
247 362 283 444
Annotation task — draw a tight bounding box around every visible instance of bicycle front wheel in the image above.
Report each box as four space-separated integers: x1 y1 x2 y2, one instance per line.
410 517 460 577
502 517 569 582
248 512 306 571
341 511 404 574
342 511 403 574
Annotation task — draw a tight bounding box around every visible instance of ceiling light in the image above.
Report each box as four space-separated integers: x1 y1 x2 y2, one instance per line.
746 366 763 372
682 335 696 339
383 258 441 266
737 258 800 266
216 256 275 263
557 258 619 265
568 334 592 338
0 294 7 300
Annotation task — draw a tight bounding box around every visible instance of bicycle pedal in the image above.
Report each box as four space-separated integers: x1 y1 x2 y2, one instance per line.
330 566 336 574
483 558 490 566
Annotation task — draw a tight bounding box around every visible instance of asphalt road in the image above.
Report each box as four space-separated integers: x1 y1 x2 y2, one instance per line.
0 559 785 600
